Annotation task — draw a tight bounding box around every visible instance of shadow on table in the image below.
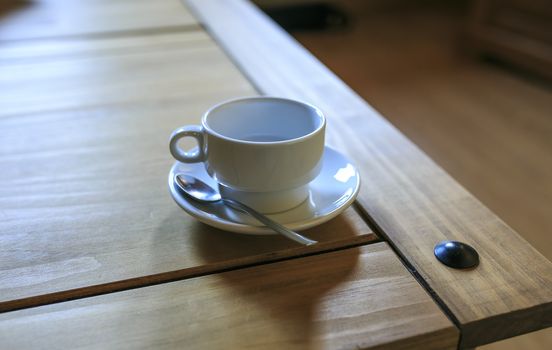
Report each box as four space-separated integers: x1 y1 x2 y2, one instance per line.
190 208 365 264
150 202 368 346
217 245 360 348
187 213 362 348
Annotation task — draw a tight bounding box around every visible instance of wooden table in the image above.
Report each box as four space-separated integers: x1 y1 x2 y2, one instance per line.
0 1 550 349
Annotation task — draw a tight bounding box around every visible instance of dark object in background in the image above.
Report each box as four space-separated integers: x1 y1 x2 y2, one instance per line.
467 0 552 80
261 2 348 32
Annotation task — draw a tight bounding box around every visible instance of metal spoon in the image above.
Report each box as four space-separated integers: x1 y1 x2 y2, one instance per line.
175 174 317 246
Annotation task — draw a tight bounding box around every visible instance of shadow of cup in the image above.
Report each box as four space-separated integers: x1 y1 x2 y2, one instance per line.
190 208 364 264
188 213 363 348
153 206 368 347
204 243 361 349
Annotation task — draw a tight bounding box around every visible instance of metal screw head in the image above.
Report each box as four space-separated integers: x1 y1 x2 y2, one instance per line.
434 240 479 269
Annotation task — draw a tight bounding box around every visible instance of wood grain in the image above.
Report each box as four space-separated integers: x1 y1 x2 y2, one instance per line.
0 0 198 41
0 31 377 312
0 243 458 350
0 31 242 116
185 0 552 347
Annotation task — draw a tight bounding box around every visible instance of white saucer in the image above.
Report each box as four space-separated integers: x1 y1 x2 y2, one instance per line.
168 146 360 235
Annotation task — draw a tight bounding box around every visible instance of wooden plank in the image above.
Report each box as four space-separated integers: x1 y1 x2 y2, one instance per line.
185 0 552 347
0 31 377 312
0 243 459 350
0 31 238 116
0 0 198 41
0 27 211 62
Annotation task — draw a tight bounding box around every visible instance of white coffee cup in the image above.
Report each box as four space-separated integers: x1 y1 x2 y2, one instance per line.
169 96 326 213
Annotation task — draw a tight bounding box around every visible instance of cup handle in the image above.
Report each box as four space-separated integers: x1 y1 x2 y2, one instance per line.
169 125 205 163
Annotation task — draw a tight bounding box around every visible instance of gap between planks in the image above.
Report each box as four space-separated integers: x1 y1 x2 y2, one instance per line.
0 213 380 314
353 202 464 349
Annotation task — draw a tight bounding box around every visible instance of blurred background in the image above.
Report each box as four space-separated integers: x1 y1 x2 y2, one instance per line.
256 0 552 349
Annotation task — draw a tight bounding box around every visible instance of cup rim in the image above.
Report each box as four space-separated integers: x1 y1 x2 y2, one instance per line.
201 96 326 146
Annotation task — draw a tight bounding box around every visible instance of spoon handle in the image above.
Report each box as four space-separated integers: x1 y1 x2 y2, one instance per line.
223 199 318 246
